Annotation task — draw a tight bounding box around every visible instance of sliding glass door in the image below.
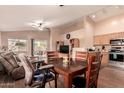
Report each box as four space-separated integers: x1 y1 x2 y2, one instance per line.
32 39 47 56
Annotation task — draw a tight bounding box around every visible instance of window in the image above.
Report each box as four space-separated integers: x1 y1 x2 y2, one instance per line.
33 40 47 56
8 39 27 54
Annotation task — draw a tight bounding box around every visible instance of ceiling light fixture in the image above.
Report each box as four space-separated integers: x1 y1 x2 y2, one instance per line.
91 14 96 18
27 20 52 31
29 22 45 30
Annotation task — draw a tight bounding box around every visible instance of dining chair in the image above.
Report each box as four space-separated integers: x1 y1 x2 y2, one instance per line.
72 52 103 88
19 53 57 88
47 51 59 62
46 51 60 86
75 51 88 61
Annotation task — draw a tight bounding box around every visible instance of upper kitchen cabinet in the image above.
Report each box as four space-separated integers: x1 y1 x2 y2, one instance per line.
94 36 100 45
94 35 110 45
94 32 124 46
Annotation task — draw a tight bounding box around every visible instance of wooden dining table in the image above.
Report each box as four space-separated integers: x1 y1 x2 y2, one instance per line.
47 58 88 88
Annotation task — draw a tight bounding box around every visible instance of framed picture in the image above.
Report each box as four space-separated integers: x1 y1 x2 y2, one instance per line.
66 34 71 39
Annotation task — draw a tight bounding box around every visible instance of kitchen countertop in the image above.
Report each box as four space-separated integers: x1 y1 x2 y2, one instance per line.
88 51 109 53
102 51 109 53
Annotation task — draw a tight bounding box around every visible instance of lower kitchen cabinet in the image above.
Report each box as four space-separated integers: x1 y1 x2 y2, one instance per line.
101 52 109 66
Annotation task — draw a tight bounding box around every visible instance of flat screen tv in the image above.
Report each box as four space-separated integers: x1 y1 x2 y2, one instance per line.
59 45 69 54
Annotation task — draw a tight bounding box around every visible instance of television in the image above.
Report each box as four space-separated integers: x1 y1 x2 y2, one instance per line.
59 45 69 54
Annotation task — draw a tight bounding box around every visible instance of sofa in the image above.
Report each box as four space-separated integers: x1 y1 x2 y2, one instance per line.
0 52 25 80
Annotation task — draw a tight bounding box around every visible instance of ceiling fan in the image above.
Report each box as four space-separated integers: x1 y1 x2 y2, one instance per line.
28 20 50 31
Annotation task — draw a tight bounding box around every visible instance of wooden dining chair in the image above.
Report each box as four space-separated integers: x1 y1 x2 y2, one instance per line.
46 51 59 86
47 51 59 62
75 51 88 61
72 52 103 88
86 52 103 88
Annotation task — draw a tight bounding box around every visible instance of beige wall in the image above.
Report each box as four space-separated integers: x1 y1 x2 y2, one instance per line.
50 28 61 51
83 17 94 48
60 29 85 47
0 32 1 46
51 17 95 50
1 30 50 56
50 18 84 51
95 14 124 36
50 19 85 52
60 17 94 49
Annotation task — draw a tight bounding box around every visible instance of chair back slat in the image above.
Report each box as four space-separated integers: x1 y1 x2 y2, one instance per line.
91 62 99 70
75 51 88 61
47 51 58 62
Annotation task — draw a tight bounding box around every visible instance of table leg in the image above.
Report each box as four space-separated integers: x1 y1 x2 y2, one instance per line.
64 75 72 88
55 72 57 88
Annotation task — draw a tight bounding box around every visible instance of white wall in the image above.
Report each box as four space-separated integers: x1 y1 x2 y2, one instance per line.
95 14 124 36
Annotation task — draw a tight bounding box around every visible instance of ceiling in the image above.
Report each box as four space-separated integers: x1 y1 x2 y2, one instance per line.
89 6 124 22
0 5 123 31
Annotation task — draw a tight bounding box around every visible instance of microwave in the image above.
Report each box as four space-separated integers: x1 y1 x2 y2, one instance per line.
110 39 124 45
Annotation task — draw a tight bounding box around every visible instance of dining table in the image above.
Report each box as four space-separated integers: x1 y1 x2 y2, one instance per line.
46 58 88 88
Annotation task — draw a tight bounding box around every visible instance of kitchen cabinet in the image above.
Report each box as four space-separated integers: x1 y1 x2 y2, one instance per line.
94 36 101 45
94 32 124 45
70 38 80 53
101 52 109 66
70 38 80 47
103 35 110 44
94 35 110 45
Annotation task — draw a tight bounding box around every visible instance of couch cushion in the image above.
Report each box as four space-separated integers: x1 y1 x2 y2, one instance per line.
2 52 19 68
0 56 14 75
11 66 25 80
13 54 21 62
